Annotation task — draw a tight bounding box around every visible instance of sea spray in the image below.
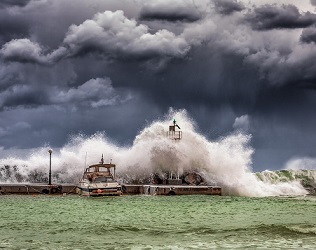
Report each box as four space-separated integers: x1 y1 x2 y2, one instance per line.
256 170 316 194
0 109 308 196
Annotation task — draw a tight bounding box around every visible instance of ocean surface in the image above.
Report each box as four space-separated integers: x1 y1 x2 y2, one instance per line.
0 195 315 249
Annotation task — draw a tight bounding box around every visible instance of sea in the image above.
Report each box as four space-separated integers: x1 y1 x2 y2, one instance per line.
0 194 315 249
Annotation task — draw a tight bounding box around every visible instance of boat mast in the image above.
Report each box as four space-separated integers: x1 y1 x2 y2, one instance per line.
100 154 104 164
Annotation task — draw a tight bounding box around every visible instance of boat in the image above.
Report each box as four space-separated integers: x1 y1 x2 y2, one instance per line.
78 155 122 196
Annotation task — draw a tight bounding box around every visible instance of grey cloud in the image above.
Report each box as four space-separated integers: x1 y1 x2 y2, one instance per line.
0 122 31 138
0 74 132 110
245 44 316 88
0 84 49 111
0 63 22 91
0 10 190 65
213 0 245 15
0 0 31 8
300 27 316 44
245 4 316 30
51 77 132 108
63 10 190 59
0 12 29 44
1 39 48 65
311 0 316 6
0 39 68 65
139 1 201 22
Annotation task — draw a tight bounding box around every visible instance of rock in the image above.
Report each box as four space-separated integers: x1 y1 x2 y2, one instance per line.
184 172 203 185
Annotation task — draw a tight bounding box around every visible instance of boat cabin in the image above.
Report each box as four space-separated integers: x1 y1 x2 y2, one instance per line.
83 162 116 183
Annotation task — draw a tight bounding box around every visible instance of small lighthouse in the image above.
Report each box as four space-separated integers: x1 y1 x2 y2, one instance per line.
166 119 182 185
167 119 182 140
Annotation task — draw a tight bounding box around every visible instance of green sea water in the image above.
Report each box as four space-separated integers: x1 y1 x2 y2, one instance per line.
0 195 315 249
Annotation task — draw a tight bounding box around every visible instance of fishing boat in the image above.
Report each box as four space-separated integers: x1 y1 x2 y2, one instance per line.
78 155 122 197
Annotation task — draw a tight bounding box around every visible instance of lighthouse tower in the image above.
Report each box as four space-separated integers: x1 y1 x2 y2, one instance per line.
167 119 182 140
166 119 182 185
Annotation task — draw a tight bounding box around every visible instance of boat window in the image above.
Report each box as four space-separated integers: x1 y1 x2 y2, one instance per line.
87 167 95 172
99 167 109 172
94 176 107 182
93 176 115 183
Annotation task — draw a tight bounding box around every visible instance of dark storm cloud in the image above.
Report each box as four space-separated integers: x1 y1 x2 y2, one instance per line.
0 8 30 46
139 1 201 22
0 0 31 8
0 14 29 42
0 75 132 111
213 0 245 15
300 27 316 44
244 41 316 88
311 0 316 6
1 0 316 170
0 84 49 111
245 4 316 30
0 10 190 65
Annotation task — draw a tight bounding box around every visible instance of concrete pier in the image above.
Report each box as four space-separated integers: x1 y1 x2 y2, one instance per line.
1 183 221 196
122 184 222 196
0 184 77 195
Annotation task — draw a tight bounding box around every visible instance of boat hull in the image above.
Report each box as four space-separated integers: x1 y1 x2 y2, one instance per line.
78 186 122 197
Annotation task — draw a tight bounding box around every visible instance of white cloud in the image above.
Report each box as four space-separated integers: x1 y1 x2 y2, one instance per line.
233 114 250 132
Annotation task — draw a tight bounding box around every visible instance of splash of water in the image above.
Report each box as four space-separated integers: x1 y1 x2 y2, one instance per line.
256 169 316 194
0 109 308 196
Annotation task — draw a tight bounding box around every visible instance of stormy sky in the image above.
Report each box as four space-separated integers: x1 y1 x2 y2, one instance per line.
1 0 316 171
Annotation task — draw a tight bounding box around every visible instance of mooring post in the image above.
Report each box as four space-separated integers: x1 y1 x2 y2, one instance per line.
48 149 53 185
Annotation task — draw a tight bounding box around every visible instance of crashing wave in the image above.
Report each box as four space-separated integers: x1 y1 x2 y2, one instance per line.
0 109 312 196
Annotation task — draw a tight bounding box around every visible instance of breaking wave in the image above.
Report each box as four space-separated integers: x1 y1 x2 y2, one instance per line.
0 109 311 196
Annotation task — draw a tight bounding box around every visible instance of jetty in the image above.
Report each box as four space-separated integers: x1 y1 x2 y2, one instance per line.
0 183 221 196
120 184 221 195
0 184 77 195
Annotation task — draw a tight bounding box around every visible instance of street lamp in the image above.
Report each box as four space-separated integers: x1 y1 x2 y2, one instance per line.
48 149 53 185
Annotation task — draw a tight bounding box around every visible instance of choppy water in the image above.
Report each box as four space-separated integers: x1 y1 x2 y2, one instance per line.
0 195 315 249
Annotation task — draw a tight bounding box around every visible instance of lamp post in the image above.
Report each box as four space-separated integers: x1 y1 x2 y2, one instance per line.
48 149 52 185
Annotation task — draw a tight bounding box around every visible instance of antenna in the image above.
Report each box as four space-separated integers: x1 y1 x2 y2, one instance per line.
81 152 88 180
100 154 104 164
84 152 87 169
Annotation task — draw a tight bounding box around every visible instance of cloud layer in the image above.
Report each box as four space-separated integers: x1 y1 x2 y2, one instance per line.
1 0 316 171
